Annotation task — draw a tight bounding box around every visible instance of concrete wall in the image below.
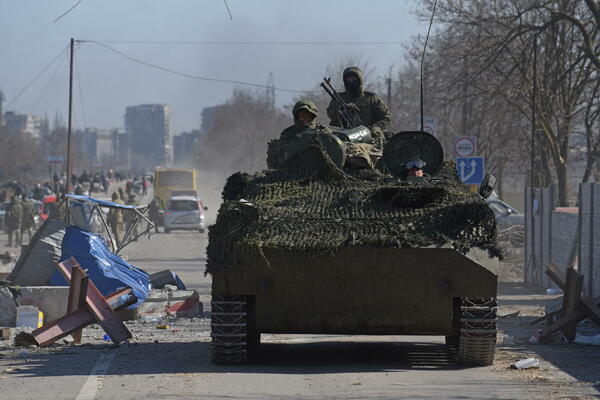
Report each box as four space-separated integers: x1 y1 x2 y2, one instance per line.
525 184 600 297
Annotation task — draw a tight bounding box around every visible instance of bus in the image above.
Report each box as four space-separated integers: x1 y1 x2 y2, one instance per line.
154 168 198 206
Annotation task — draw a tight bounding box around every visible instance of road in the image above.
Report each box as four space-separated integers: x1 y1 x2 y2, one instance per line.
0 223 597 398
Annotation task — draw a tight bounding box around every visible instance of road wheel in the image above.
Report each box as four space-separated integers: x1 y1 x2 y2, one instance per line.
210 294 258 365
164 228 170 233
456 297 497 366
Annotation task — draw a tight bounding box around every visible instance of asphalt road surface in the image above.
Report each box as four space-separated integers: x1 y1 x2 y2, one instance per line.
2 229 588 400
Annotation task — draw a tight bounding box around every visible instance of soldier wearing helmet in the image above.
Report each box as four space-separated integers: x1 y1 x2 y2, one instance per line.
279 99 331 142
267 100 332 169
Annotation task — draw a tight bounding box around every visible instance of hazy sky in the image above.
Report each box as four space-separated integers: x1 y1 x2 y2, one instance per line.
0 1 426 133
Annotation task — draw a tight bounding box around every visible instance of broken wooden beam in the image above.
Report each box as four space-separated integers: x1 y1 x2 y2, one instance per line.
66 264 89 344
30 257 136 347
31 287 136 347
57 257 132 344
581 296 600 326
545 262 566 290
539 306 587 343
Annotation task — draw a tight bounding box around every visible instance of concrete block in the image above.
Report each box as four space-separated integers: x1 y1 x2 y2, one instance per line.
15 286 69 324
138 289 201 319
15 306 43 328
0 287 17 326
0 262 15 281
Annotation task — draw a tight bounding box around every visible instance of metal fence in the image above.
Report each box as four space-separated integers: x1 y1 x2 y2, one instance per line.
525 183 600 297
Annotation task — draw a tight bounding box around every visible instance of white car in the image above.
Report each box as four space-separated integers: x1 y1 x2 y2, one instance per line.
163 196 207 233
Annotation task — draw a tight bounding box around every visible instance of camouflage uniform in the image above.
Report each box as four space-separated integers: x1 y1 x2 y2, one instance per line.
267 100 332 169
20 196 36 244
6 196 23 247
326 66 391 149
108 193 124 249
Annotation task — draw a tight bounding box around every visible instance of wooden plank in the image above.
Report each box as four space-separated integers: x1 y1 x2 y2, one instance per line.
540 306 587 343
545 262 566 290
33 308 90 347
66 266 88 344
31 288 135 347
58 258 132 344
581 296 600 327
561 267 583 340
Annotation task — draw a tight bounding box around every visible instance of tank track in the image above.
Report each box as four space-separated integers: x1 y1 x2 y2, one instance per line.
210 294 248 365
457 297 497 366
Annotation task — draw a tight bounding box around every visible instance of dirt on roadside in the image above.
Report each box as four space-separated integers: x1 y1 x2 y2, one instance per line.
493 256 600 399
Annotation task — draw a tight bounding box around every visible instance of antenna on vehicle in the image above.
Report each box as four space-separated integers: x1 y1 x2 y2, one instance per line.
420 0 439 131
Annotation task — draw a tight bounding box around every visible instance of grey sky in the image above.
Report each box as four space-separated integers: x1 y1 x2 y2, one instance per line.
0 0 425 133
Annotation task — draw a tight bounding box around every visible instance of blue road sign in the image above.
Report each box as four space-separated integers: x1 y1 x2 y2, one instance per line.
456 156 485 184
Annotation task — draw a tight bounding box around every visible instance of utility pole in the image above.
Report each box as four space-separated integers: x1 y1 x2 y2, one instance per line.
530 35 538 188
461 56 469 136
65 38 75 223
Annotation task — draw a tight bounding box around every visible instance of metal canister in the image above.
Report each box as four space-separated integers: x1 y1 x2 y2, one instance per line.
332 125 372 143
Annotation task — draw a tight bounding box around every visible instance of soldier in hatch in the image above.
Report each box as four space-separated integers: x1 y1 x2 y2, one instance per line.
279 100 331 142
267 99 332 168
326 66 391 148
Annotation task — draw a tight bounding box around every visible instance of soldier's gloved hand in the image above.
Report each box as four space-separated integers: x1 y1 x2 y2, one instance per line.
369 126 385 148
347 103 360 112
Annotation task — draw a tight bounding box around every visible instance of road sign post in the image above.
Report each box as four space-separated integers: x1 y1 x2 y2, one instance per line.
417 115 437 136
456 156 485 184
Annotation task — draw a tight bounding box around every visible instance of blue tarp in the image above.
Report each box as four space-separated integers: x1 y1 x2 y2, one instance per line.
66 194 143 209
50 226 151 308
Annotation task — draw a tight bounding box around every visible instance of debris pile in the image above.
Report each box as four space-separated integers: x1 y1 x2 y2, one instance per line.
532 262 600 344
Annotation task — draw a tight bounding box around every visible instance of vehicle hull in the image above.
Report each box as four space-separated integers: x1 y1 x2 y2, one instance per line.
211 247 497 335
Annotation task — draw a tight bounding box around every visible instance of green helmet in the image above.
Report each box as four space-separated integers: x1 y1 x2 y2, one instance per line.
292 99 318 118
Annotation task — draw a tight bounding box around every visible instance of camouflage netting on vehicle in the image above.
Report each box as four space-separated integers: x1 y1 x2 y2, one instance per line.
206 143 501 274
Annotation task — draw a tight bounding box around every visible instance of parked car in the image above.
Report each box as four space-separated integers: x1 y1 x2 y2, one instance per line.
163 196 207 233
486 198 524 226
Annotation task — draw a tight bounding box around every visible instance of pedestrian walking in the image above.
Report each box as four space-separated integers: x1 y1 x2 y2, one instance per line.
20 194 36 245
6 195 23 247
108 192 124 250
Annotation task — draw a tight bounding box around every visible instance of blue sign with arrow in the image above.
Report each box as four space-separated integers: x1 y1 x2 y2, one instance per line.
456 156 485 184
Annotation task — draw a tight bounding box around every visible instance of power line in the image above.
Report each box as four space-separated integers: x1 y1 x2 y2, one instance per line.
6 45 70 109
54 0 84 23
84 40 313 93
31 47 70 112
79 40 405 46
223 0 233 20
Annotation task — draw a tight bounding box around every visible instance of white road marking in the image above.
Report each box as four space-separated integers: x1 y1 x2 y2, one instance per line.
75 352 116 400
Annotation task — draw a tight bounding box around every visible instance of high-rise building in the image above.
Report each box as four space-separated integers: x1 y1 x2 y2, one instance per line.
76 128 116 168
124 104 172 169
173 129 202 166
3 111 42 139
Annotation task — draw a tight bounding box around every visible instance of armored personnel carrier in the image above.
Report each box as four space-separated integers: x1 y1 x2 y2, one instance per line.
207 130 500 366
